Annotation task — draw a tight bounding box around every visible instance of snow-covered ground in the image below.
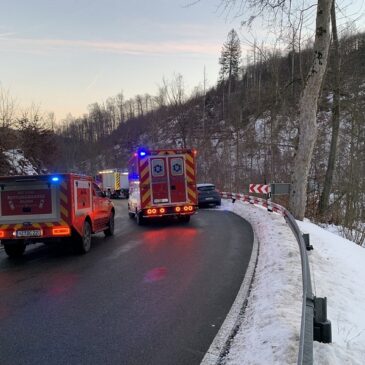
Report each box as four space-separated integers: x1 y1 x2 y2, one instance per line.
215 199 365 365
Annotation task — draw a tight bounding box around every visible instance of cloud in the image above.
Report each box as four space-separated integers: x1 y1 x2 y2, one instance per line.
0 36 221 56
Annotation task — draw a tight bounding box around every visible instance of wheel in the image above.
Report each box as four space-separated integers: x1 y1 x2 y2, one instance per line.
3 240 26 258
104 212 115 237
179 215 191 223
128 212 135 219
216 201 221 206
76 221 92 254
136 212 145 226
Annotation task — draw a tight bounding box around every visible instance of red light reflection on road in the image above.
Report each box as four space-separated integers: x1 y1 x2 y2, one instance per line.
142 227 198 252
0 272 16 291
47 273 78 297
144 267 168 283
0 304 10 320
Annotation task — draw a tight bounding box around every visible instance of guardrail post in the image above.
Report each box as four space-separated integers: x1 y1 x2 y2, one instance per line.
313 297 332 343
302 233 313 251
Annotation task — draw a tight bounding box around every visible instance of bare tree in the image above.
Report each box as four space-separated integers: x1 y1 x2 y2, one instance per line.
0 87 17 153
289 0 333 219
318 1 341 216
213 0 333 219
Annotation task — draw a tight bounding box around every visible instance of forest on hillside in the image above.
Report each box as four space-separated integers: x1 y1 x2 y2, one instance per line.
0 29 364 245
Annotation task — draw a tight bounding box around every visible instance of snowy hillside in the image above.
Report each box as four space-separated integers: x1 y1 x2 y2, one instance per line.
2 149 38 176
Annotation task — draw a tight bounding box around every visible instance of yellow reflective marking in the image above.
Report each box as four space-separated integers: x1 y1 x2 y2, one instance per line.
186 164 194 176
46 222 54 227
60 205 69 218
0 224 9 229
115 173 121 190
186 154 194 164
143 177 150 185
142 191 151 203
60 220 68 226
60 191 68 204
141 166 150 179
32 223 41 228
14 224 22 230
188 188 196 199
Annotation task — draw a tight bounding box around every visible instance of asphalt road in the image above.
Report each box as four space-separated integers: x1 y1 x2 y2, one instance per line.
0 200 254 365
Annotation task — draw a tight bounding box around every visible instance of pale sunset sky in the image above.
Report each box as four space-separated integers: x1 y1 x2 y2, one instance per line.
0 0 363 122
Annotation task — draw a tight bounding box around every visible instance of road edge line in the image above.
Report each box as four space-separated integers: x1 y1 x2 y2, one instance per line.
200 218 259 365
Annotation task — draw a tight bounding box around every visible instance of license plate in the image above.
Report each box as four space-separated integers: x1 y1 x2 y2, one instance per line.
205 197 214 200
16 230 42 238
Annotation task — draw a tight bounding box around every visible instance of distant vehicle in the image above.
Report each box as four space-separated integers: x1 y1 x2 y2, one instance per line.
97 169 129 199
128 148 198 224
197 183 221 207
0 174 115 258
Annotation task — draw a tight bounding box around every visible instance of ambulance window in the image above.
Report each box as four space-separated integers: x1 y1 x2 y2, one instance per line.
151 159 165 177
170 158 184 176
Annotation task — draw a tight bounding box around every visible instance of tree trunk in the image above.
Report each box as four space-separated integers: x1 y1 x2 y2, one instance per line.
318 1 341 216
289 0 333 219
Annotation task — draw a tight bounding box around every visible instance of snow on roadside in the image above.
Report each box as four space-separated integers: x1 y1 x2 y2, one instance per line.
298 220 365 365
220 200 302 365
217 200 365 365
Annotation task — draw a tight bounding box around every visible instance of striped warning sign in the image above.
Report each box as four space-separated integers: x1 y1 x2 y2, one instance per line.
249 184 270 194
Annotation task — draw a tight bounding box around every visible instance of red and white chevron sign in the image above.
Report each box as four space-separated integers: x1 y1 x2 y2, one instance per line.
249 184 271 194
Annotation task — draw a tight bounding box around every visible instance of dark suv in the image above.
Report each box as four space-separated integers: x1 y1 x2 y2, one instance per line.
197 183 221 207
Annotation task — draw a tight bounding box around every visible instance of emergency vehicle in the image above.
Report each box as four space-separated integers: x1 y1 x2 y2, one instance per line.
0 174 115 258
96 169 129 198
128 148 198 224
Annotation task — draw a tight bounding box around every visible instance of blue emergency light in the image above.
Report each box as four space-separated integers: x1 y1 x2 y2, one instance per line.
51 176 60 182
139 151 147 157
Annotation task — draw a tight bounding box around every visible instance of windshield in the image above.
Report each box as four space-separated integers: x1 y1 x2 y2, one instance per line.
198 185 216 192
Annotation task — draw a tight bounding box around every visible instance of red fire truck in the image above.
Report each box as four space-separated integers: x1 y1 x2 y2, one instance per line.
128 148 198 224
0 174 115 258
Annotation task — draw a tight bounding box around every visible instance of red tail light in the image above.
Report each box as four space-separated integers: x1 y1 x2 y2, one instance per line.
175 207 181 212
159 208 166 214
52 227 71 236
0 230 4 238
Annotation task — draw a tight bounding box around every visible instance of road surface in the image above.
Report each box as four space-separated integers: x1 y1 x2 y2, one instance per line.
0 200 253 365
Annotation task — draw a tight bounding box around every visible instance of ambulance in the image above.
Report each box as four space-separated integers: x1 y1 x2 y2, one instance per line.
0 174 115 257
128 148 198 224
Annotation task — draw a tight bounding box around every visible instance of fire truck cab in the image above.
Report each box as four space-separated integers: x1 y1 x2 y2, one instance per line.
0 174 115 258
128 149 198 224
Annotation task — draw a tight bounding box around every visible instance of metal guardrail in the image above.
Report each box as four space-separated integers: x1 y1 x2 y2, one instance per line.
220 192 325 365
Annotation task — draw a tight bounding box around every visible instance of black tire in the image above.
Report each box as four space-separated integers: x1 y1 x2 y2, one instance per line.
76 221 92 254
128 212 135 219
136 212 145 226
216 201 221 206
179 215 191 223
3 241 26 258
104 212 115 237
